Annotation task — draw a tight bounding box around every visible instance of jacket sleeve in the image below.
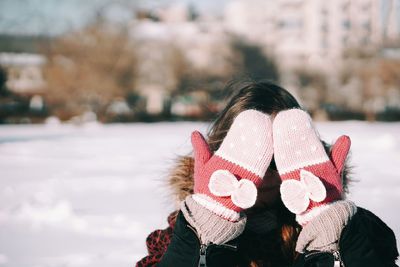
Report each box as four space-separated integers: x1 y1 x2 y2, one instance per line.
294 207 399 267
158 211 238 267
339 208 399 267
157 211 201 267
136 211 178 267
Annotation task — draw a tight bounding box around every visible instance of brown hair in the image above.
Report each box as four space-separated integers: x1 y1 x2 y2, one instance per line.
206 80 301 151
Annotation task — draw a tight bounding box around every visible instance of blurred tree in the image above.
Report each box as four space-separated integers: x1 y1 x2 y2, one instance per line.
378 58 400 87
0 34 50 53
188 4 199 21
295 68 328 113
231 39 280 82
160 40 229 120
340 45 400 121
42 16 136 121
0 66 7 96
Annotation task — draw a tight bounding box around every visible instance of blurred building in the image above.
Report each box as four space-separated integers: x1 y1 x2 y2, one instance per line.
0 52 47 122
384 0 400 41
0 52 46 95
0 53 46 111
225 0 400 72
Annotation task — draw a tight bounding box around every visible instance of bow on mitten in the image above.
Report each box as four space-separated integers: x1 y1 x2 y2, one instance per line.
191 110 274 221
273 109 351 225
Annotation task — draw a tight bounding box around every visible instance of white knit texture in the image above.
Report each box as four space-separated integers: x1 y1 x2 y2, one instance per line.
296 200 357 252
181 196 247 245
215 109 273 177
296 204 332 226
192 194 240 221
273 109 329 175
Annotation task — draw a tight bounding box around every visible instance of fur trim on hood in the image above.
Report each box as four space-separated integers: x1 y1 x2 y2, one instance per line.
168 156 195 207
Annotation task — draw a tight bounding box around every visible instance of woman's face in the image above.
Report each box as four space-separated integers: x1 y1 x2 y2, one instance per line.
253 166 282 209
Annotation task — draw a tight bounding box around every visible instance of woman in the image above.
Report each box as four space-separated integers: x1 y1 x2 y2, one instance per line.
136 81 398 267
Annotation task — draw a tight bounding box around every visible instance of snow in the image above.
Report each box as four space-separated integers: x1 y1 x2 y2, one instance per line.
0 121 399 266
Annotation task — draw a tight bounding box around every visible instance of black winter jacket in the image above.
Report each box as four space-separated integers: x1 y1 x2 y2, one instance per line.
158 207 398 267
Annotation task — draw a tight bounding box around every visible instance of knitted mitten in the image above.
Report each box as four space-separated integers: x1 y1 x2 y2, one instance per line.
296 200 357 253
273 109 351 225
181 196 247 245
191 109 274 221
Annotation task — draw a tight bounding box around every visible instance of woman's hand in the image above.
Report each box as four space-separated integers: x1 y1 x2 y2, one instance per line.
190 109 274 221
272 109 351 225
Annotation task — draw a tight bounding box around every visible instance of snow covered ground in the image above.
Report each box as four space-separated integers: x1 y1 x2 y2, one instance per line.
0 121 399 267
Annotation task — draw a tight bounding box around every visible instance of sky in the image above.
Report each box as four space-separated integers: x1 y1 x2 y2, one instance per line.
0 0 231 36
0 0 399 36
